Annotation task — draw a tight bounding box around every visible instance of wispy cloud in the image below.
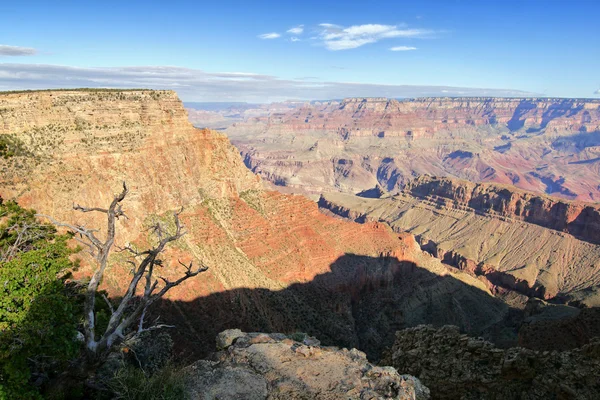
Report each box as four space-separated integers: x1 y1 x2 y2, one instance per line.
291 37 301 42
287 25 304 35
318 23 434 50
258 32 280 39
595 89 600 95
390 46 417 51
0 45 37 56
0 63 536 102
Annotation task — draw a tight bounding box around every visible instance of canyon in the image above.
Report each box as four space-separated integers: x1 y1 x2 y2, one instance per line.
205 97 600 201
189 96 600 306
2 90 598 398
0 90 510 361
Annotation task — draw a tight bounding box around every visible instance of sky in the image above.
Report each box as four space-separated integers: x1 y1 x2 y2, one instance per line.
1 0 599 102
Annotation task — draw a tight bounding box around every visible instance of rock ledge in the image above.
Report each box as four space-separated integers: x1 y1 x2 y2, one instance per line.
185 329 429 400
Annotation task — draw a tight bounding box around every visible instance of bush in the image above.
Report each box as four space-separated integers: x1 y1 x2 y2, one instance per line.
104 363 188 400
289 332 308 342
0 135 29 159
0 200 81 399
123 331 173 374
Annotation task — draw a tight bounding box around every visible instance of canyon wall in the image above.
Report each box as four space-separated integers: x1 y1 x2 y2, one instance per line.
319 176 600 304
404 175 600 244
218 97 600 201
0 90 507 359
238 97 600 139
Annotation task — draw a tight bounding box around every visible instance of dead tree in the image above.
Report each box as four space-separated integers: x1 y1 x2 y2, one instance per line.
39 182 207 359
0 220 52 262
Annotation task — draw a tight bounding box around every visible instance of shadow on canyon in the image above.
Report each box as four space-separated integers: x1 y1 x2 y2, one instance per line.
152 254 518 362
7 252 600 396
552 130 600 152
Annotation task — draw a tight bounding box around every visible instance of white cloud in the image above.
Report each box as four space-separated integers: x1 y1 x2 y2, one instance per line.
287 25 304 35
258 32 280 39
319 23 341 28
0 45 37 56
0 63 537 102
291 37 301 42
318 23 434 51
326 38 376 51
595 89 600 94
390 46 417 51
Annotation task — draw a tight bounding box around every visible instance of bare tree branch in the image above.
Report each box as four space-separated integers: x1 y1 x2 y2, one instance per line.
73 204 108 214
42 182 207 359
101 294 114 315
0 222 51 262
36 215 103 250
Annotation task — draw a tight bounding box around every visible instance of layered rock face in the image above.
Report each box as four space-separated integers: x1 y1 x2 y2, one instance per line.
319 177 600 305
0 90 260 214
405 175 600 244
185 329 430 400
236 97 600 138
0 90 507 360
217 97 600 201
382 325 600 400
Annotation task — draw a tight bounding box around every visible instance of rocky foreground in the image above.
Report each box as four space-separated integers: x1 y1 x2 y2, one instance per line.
382 325 600 400
215 97 600 201
185 329 429 399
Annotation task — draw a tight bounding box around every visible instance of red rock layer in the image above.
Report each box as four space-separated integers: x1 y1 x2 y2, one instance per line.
236 97 600 139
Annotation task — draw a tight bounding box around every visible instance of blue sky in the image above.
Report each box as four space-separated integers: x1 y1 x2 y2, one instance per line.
1 0 599 101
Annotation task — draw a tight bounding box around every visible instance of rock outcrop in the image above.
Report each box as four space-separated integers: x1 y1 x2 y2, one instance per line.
185 329 430 400
382 325 600 400
218 97 600 201
518 299 600 351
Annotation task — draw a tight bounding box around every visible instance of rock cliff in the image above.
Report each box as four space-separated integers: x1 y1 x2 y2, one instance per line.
319 177 600 305
404 175 600 244
218 97 600 201
237 97 600 139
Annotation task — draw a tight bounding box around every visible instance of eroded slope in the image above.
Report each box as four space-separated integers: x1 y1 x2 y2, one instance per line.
319 177 600 304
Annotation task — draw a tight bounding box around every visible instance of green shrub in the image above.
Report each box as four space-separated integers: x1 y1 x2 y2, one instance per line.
0 200 80 399
0 135 28 159
123 331 173 374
